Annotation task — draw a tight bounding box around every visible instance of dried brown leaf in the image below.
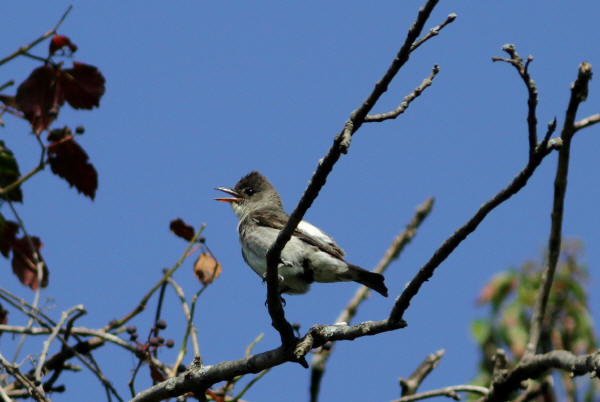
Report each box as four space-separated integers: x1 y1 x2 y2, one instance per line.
193 253 221 285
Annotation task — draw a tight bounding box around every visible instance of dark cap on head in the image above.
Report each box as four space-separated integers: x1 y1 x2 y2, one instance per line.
232 171 283 212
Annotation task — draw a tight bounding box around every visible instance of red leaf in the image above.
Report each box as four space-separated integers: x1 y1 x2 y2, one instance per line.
11 236 49 290
49 34 78 56
48 136 97 199
170 218 195 241
0 219 19 258
15 66 64 134
61 62 105 109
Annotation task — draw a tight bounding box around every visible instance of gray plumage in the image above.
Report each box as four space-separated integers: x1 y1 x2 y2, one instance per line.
216 171 388 297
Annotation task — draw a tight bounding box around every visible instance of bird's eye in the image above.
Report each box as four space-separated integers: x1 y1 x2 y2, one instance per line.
245 188 255 196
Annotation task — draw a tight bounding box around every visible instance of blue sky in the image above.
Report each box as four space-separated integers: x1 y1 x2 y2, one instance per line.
1 1 599 401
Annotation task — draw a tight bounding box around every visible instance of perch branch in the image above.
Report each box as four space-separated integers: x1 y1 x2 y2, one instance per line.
264 0 441 353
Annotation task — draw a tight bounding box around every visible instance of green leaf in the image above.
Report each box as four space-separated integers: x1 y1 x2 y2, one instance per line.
471 318 491 345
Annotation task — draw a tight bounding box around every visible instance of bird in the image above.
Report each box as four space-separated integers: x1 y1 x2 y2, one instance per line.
215 171 388 297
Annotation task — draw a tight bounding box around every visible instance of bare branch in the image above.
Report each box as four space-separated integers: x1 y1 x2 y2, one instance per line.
365 65 440 122
168 277 204 376
394 384 488 401
574 112 600 132
131 317 408 402
34 305 85 382
388 47 573 325
0 80 14 92
410 13 457 52
399 349 445 396
484 350 600 401
492 44 539 159
294 319 406 360
0 353 49 402
526 62 593 355
310 197 434 401
265 0 443 352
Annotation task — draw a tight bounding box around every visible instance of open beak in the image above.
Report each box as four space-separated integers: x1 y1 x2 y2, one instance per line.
215 187 242 203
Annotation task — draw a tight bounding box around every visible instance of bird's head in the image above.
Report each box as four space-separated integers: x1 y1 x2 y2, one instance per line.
215 171 283 218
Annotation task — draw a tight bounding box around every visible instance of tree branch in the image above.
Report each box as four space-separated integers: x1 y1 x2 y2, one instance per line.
399 349 445 397
395 384 488 401
388 45 565 324
526 62 593 356
492 44 539 160
264 0 442 352
365 65 440 122
484 350 600 401
573 112 600 132
0 353 49 402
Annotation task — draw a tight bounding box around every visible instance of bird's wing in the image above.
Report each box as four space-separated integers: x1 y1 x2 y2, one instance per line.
249 210 345 259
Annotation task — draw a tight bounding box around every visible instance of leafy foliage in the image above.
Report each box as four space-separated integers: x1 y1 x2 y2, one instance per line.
472 240 599 399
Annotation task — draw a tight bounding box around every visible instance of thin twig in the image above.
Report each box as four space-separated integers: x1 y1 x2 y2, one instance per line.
526 62 593 356
492 44 539 159
230 369 270 402
168 277 204 376
7 202 47 363
0 383 14 402
151 281 168 359
221 333 266 396
399 349 445 396
0 353 49 402
264 0 442 353
365 65 440 122
0 6 72 67
394 384 488 401
388 46 566 325
410 13 457 52
309 197 434 402
0 324 168 374
573 112 600 132
245 333 264 358
34 305 85 382
0 80 14 92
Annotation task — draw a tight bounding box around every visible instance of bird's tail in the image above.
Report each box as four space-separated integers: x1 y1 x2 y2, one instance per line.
347 264 388 297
